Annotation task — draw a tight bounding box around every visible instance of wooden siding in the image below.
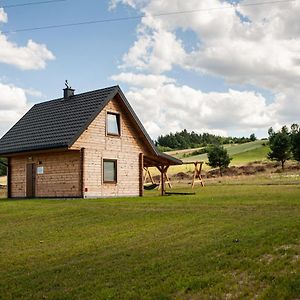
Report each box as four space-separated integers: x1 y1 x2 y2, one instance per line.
10 151 81 198
71 97 147 198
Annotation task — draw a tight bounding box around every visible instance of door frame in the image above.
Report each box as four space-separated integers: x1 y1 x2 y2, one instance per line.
26 163 36 198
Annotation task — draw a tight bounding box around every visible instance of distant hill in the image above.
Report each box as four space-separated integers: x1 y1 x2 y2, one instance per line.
166 140 269 165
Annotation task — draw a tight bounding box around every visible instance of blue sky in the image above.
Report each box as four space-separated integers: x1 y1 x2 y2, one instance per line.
0 0 299 140
0 0 139 98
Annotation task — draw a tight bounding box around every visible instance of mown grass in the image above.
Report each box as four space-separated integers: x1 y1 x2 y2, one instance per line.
1 183 300 299
231 145 270 165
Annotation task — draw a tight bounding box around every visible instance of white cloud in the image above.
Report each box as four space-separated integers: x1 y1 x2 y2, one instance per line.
24 88 44 98
111 72 176 88
0 83 31 137
118 0 300 92
0 8 55 70
121 25 186 73
0 8 8 23
110 0 300 137
113 73 273 138
0 36 55 70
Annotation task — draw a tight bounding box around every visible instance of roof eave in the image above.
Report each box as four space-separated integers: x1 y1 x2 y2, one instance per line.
0 145 69 157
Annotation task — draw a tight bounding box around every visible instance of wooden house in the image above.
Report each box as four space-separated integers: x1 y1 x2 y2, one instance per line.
0 85 181 198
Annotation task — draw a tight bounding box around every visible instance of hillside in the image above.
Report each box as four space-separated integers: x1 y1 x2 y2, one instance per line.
170 140 267 162
156 140 269 175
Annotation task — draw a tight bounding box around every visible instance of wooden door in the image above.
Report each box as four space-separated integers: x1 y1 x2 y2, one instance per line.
26 163 36 198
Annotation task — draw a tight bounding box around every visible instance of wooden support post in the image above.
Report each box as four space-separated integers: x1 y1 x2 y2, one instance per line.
139 153 144 197
191 161 204 188
157 165 169 196
7 158 11 199
80 148 85 198
161 166 165 196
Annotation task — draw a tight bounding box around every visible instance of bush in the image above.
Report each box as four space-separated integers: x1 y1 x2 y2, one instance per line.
268 126 291 170
207 145 232 176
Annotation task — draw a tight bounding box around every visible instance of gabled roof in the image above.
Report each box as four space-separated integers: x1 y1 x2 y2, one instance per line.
0 85 181 166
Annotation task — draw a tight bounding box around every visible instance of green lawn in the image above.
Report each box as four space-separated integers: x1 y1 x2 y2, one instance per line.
1 183 300 299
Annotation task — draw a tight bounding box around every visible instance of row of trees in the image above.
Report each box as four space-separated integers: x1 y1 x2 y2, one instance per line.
156 129 256 150
207 124 300 176
268 124 300 170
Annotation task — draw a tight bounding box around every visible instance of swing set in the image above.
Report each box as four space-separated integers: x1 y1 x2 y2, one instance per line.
143 161 205 191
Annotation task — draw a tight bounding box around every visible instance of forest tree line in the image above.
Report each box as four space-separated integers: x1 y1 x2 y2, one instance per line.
156 129 257 150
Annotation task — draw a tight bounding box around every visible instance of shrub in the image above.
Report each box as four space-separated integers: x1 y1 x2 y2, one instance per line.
207 145 232 176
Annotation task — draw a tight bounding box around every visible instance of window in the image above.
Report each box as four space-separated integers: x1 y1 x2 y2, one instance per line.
106 112 120 136
103 159 117 183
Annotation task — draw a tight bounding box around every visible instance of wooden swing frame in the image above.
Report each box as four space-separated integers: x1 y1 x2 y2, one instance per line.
143 161 204 195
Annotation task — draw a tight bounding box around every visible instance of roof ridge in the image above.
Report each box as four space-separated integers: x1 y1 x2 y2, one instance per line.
35 85 120 106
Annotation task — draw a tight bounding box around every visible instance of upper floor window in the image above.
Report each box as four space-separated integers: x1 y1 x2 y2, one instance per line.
106 112 120 136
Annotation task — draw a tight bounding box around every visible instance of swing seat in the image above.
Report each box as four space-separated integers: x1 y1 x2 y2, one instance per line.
144 183 159 190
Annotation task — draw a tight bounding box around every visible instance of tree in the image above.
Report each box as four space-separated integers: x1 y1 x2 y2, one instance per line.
249 133 257 141
290 123 300 162
207 145 232 176
267 126 291 170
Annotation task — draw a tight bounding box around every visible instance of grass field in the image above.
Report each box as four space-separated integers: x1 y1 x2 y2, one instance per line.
1 182 300 299
149 140 269 175
231 144 270 165
176 140 267 163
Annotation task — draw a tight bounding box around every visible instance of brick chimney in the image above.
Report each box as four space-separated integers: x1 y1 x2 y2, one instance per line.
63 80 75 99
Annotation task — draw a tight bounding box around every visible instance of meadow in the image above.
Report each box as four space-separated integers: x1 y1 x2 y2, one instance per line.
1 179 300 299
149 140 269 175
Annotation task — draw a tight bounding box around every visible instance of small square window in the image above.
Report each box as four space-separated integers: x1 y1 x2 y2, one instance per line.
103 159 117 183
107 112 120 136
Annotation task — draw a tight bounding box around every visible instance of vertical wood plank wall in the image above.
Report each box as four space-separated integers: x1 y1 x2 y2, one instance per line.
71 97 146 198
10 151 81 198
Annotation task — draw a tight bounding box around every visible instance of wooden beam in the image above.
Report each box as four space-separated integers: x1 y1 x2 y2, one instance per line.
160 166 165 196
1 147 69 157
191 161 204 188
157 165 169 196
7 158 11 199
139 153 144 197
144 167 155 184
80 148 85 198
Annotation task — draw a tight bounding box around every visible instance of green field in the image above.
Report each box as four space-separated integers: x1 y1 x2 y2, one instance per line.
231 144 270 165
1 182 300 299
153 140 269 175
177 140 267 162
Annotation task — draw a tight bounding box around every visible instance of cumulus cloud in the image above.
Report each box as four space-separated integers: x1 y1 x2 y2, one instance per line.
0 83 32 137
110 0 300 137
111 72 176 88
117 0 300 93
0 36 55 70
113 73 273 138
0 8 55 70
